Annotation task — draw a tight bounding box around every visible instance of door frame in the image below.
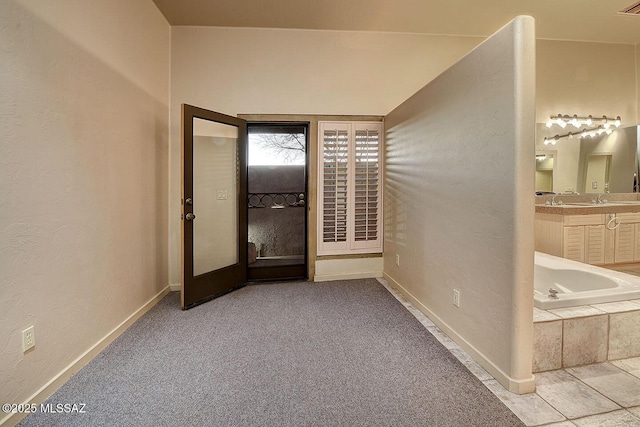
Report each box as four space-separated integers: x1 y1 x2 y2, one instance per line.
246 121 310 281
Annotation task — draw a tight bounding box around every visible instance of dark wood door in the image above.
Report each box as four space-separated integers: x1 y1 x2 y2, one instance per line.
181 104 247 309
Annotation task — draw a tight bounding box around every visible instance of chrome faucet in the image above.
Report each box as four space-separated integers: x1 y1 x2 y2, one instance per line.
595 193 608 204
550 194 563 206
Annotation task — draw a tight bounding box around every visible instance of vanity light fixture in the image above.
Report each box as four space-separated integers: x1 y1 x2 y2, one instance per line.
543 114 621 145
619 1 640 15
545 114 621 129
543 125 615 145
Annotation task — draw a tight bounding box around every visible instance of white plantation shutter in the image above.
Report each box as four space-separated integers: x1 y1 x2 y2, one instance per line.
322 126 349 247
352 125 380 248
318 122 383 255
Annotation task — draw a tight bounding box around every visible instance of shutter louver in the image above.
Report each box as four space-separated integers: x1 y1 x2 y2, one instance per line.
323 129 349 243
354 129 379 242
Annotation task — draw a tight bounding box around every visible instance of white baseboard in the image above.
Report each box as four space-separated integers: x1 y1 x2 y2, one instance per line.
383 273 535 395
1 286 171 427
169 283 181 292
313 257 383 282
314 271 383 282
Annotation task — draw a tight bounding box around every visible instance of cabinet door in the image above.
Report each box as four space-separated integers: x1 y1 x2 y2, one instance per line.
585 225 605 265
535 213 564 257
604 226 616 264
563 226 585 262
615 223 635 263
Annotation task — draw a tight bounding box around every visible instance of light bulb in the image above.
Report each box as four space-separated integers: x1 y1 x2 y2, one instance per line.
586 115 593 126
568 132 574 139
604 123 611 129
543 138 550 145
615 116 621 127
546 120 553 128
606 129 613 135
597 128 604 135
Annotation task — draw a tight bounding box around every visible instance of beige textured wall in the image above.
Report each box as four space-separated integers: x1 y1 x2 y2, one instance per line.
383 17 536 393
169 28 640 287
0 0 170 414
536 40 636 125
169 27 483 285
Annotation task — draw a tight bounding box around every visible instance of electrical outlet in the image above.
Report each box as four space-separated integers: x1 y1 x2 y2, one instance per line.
453 289 460 308
395 254 400 266
22 326 35 352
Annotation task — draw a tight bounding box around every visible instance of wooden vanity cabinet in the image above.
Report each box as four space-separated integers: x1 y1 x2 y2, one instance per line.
562 214 608 264
614 213 640 263
535 213 611 265
535 211 640 266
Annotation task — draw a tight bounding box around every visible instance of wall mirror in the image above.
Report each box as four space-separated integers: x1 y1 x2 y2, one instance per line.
535 124 639 194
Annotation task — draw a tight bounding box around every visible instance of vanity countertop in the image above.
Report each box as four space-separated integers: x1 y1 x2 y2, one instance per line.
535 202 640 215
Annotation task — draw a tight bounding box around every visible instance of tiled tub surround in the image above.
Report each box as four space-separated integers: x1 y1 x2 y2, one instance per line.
533 300 640 372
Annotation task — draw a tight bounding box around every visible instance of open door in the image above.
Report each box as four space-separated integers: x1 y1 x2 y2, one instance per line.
181 104 247 309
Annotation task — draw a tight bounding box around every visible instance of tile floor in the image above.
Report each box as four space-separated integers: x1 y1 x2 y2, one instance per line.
377 278 640 426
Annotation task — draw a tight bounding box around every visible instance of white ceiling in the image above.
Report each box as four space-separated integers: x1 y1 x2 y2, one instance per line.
153 0 640 44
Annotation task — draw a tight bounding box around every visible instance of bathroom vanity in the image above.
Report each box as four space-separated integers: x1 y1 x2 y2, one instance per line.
535 198 640 265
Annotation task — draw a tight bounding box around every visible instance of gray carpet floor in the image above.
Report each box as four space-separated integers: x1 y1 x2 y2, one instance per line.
19 279 524 426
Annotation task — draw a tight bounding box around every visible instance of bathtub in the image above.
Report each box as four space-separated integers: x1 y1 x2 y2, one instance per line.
534 252 640 309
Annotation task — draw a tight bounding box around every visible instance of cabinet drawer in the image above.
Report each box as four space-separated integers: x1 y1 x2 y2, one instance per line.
615 212 640 224
564 214 605 226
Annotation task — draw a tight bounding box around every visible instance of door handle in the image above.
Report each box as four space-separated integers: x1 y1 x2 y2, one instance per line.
185 213 196 221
